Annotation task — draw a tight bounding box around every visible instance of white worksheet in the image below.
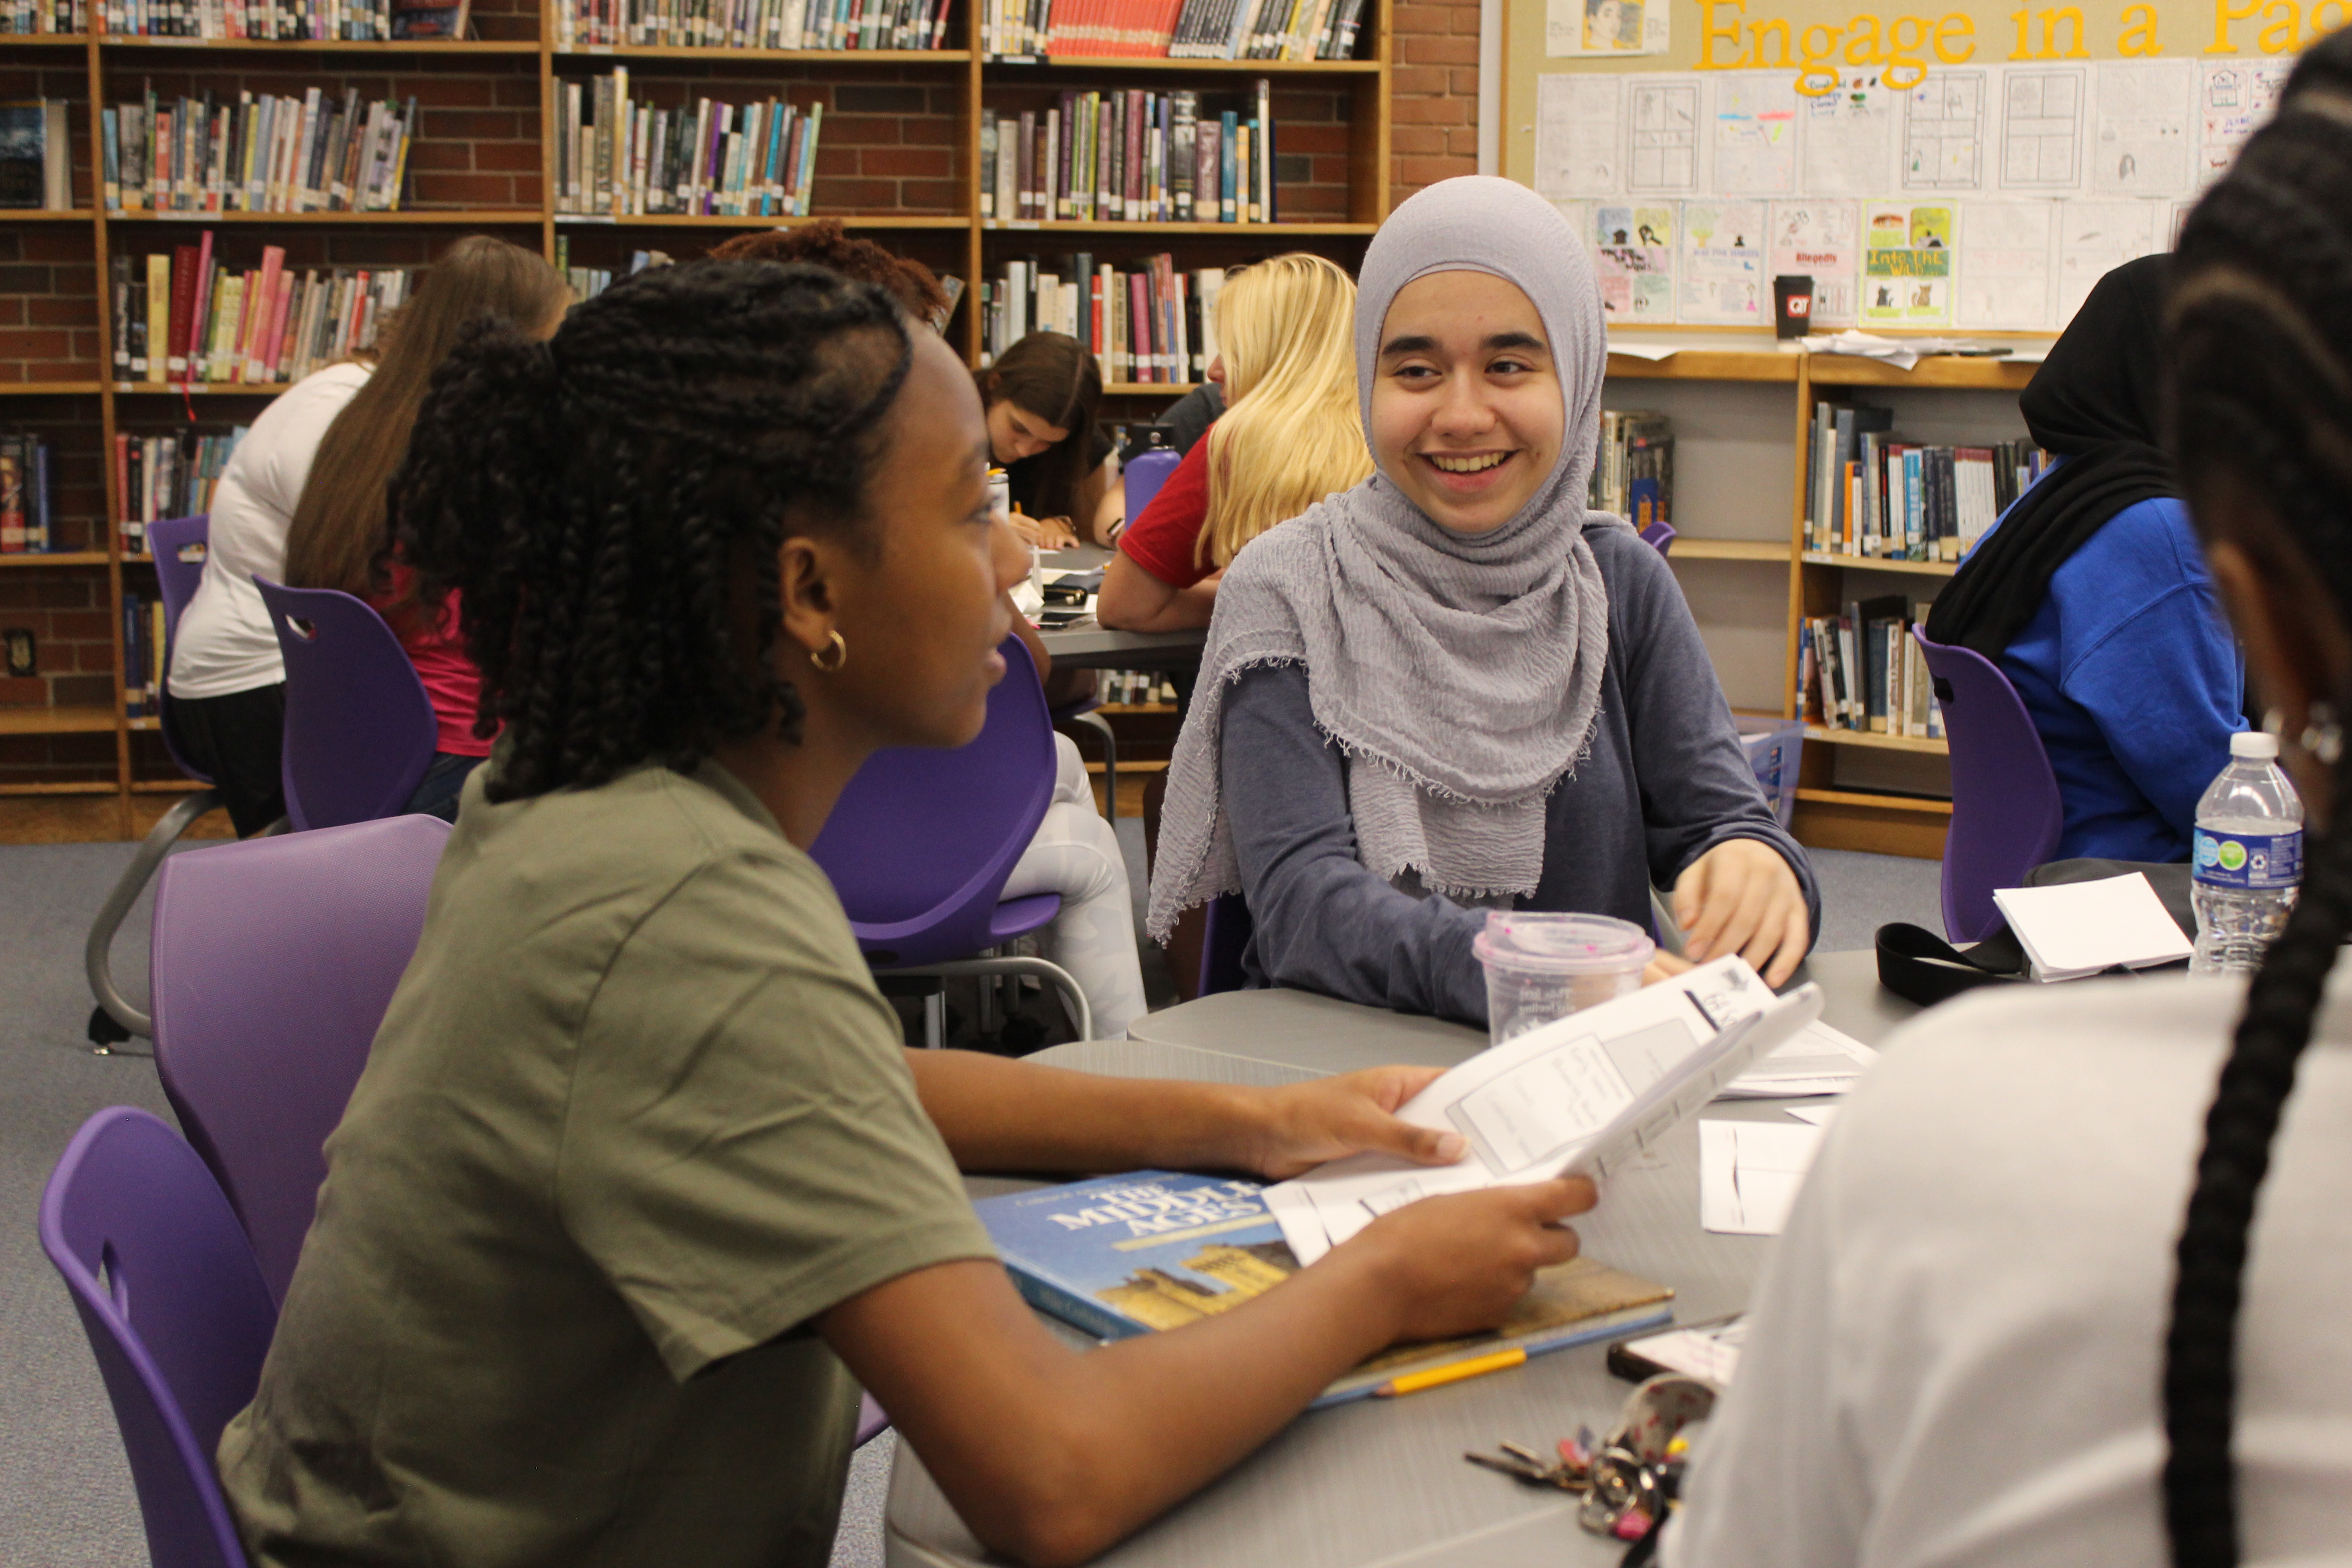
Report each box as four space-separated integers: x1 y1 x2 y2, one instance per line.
2002 65 2086 191
1802 74 1899 196
1627 77 1700 193
1678 199 1769 325
1536 72 1623 197
1956 197 2057 329
2198 59 2290 187
1700 1120 1825 1235
1716 1018 1879 1098
1785 1104 1841 1127
2058 199 2162 322
1708 73 1798 195
2090 58 2195 196
1905 69 1988 191
1769 199 1859 326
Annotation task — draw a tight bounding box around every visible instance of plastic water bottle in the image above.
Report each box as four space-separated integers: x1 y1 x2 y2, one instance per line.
2190 731 2305 976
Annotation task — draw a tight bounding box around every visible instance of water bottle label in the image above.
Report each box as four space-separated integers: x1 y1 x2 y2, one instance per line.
2194 828 2303 890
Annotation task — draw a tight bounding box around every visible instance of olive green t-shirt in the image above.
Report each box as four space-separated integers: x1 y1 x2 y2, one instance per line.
217 757 995 1568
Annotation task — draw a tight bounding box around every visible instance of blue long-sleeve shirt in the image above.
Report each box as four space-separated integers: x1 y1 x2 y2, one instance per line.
1220 522 1820 1027
1976 490 2245 863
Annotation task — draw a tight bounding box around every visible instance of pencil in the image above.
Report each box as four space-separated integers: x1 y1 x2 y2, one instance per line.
1372 1346 1529 1399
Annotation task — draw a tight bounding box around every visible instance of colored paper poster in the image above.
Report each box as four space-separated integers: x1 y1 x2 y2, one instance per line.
1536 72 1623 196
1627 78 1700 193
2091 59 2195 196
2001 65 2085 191
1708 74 1797 195
2199 61 2291 187
1955 199 2055 330
1546 0 1667 56
1593 204 1676 321
1861 201 1954 326
1769 200 1859 327
1800 74 1899 197
2058 200 2160 323
1680 201 1769 325
1904 70 1987 190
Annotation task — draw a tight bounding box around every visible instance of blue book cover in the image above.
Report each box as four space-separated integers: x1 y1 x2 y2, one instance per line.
975 1171 1676 1407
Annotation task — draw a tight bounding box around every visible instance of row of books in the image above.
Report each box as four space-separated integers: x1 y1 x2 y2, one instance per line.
556 72 823 217
558 0 951 47
0 0 85 30
123 591 165 715
984 0 1362 59
109 240 411 386
1801 596 1946 739
103 89 416 214
116 427 245 548
1804 402 2051 562
980 83 1274 226
1095 668 1177 705
98 0 466 38
0 101 76 211
0 433 57 553
1591 410 1671 530
981 254 1223 384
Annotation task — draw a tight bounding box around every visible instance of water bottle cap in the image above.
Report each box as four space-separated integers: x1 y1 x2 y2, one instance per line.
2232 731 2280 760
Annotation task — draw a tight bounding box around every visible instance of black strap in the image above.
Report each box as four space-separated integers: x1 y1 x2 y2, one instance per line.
1875 922 2027 1007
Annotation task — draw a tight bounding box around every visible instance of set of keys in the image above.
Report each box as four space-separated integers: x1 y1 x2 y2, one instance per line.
1461 1431 1595 1492
1464 1426 1682 1544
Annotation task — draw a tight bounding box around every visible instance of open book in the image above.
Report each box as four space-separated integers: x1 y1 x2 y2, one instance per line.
1266 957 1825 1265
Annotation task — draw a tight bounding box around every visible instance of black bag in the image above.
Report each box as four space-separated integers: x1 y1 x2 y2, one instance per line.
1875 859 2195 1007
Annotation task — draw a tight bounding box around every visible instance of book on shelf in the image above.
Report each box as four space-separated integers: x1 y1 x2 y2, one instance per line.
974 1171 1674 1407
115 426 246 552
0 432 55 553
1591 409 1671 528
105 0 401 39
982 252 1225 387
554 241 673 302
103 87 416 215
982 0 1362 59
556 71 822 218
119 238 412 387
0 101 74 213
979 81 1274 228
0 0 88 34
1803 594 1942 740
122 590 167 717
1097 667 1177 703
1803 399 2050 562
387 0 467 37
556 0 953 49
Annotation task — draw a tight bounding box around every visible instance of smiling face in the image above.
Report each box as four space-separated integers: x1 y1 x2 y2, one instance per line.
985 394 1070 466
1369 270 1567 535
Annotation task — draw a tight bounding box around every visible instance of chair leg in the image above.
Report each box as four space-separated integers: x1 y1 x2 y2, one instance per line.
914 956 1093 1044
1068 710 1118 820
923 991 946 1050
83 787 220 1048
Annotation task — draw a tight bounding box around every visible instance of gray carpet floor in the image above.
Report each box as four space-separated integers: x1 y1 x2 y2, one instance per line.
1 832 1938 1568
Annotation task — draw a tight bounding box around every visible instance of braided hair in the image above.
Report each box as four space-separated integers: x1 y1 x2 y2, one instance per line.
2162 31 2352 1567
390 259 913 803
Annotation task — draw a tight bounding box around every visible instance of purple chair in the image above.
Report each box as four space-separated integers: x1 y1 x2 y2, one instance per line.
253 578 437 832
1197 891 1254 997
39 1107 274 1568
810 636 1088 1045
1638 519 1676 556
1915 627 2064 944
1124 446 1180 521
87 515 223 1046
148 814 450 1307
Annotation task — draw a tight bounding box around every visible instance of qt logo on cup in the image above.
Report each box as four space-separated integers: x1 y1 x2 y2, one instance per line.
1773 275 1814 340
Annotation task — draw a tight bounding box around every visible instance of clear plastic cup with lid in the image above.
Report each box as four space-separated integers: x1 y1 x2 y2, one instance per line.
1471 911 1656 1045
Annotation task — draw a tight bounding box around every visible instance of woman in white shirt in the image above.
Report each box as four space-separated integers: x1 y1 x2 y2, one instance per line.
1666 36 2352 1568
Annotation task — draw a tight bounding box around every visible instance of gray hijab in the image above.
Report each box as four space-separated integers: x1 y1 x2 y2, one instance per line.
1147 176 1623 942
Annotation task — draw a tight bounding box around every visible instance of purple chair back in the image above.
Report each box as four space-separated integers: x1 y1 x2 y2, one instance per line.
1638 519 1676 556
1124 447 1181 522
1197 891 1254 997
810 637 1058 968
253 578 437 831
147 514 214 784
151 815 451 1306
1914 628 2064 944
39 1107 274 1568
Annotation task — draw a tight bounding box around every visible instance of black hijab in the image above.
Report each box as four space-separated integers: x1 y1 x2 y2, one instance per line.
1925 255 2180 660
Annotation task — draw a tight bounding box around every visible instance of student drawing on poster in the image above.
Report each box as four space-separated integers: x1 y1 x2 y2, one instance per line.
1627 79 1700 192
2091 59 2195 196
1593 203 1675 321
1680 201 1768 325
1545 0 1668 55
1535 73 1623 196
2199 60 2291 186
1955 199 2056 330
1862 201 1954 326
1904 71 1987 190
2001 66 2086 190
1709 74 1798 195
1584 0 1640 51
1801 74 1899 197
1769 200 1858 327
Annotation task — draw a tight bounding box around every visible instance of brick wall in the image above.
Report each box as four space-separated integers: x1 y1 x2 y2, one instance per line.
1389 0 1482 209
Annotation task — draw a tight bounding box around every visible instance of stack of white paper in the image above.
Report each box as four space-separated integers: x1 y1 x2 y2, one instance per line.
1715 1019 1879 1099
1699 1120 1826 1235
1992 873 2193 981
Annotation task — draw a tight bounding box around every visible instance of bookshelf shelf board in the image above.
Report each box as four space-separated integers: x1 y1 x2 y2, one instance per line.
0 551 109 566
0 381 103 395
112 382 293 394
1801 551 1960 578
131 777 211 793
1803 725 1949 755
99 35 542 52
1605 350 1799 383
553 44 968 61
1670 539 1788 563
552 211 967 228
1093 701 1179 714
983 54 1379 73
0 705 119 736
5 208 98 221
106 209 544 224
1102 381 1197 395
1807 354 2040 391
1794 785 1953 815
0 32 92 44
127 715 159 730
982 219 1377 236
0 779 122 797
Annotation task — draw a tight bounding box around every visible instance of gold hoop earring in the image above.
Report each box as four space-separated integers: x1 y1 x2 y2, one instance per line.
810 631 848 674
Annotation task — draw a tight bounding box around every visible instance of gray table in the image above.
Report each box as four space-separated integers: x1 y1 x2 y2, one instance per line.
884 955 1921 1568
1034 621 1206 671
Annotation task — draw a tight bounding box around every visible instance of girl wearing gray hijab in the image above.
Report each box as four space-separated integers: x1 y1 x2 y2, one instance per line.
1149 176 1818 1024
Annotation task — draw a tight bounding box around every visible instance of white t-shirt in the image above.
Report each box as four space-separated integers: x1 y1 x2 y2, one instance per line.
169 362 372 700
1666 975 2352 1568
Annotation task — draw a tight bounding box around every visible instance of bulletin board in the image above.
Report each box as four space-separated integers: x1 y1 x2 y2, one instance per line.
1499 0 2332 331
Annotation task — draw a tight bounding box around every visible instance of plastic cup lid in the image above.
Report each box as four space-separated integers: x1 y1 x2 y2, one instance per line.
1472 911 1655 973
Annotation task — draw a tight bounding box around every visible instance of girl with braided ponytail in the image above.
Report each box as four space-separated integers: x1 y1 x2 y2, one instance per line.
214 258 1599 1568
1662 34 2352 1568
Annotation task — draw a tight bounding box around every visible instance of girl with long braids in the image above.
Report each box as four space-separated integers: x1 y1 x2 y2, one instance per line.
212 259 1596 1568
1662 36 2352 1567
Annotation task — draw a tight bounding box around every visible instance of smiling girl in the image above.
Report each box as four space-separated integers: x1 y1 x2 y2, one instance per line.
1150 177 1818 1024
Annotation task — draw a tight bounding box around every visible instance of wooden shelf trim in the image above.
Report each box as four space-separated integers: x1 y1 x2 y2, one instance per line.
553 211 965 227
1807 355 2038 390
1803 724 1949 755
108 208 544 224
2 207 98 220
1606 350 1799 383
99 34 541 50
1669 539 1788 563
0 779 122 797
0 550 109 565
0 705 121 735
1795 786 1953 815
0 381 103 394
983 53 1377 71
1103 381 1196 396
1801 551 1960 577
554 43 969 60
983 219 1376 235
113 381 294 393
